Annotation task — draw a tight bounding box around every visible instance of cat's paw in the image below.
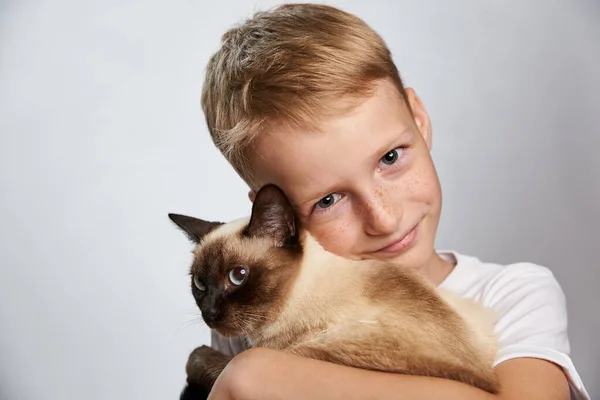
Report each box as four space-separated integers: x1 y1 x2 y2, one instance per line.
188 345 218 362
186 345 232 390
187 345 224 373
179 382 210 400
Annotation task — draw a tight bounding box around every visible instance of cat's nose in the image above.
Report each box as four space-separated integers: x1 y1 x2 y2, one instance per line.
204 306 220 323
201 299 222 324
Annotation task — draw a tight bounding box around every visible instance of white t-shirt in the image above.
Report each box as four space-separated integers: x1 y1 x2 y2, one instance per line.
210 251 590 399
437 251 590 399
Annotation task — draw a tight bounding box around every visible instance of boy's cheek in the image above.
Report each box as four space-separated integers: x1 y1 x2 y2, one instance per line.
305 217 359 258
404 159 442 206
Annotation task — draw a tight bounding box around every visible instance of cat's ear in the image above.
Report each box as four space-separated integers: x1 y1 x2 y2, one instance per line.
245 184 296 247
168 213 223 244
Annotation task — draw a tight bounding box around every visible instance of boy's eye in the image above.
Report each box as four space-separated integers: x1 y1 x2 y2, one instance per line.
193 275 206 291
315 193 342 210
380 148 403 166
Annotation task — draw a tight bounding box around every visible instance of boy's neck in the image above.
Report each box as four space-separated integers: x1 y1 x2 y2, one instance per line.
421 252 456 287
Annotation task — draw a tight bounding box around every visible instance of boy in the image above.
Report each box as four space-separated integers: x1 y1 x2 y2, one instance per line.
196 3 589 399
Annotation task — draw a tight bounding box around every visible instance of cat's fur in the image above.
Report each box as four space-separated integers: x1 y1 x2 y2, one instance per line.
170 184 500 397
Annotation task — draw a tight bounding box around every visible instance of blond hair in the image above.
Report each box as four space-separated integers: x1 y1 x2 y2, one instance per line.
201 3 407 188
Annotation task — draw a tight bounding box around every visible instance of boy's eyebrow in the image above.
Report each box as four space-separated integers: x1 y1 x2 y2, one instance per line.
372 128 413 161
295 186 340 208
294 129 414 208
360 127 413 169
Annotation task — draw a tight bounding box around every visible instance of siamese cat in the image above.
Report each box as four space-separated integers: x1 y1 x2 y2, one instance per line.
170 184 500 397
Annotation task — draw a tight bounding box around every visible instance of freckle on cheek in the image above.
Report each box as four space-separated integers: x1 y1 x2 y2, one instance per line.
374 186 395 215
340 219 352 234
405 173 421 193
319 219 351 256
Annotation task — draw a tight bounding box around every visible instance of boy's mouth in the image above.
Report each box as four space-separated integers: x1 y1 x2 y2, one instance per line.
373 222 419 256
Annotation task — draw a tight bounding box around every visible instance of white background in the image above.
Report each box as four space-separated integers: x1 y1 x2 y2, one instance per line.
1 1 598 399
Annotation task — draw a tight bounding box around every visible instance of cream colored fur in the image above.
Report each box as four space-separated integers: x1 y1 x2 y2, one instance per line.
198 221 500 392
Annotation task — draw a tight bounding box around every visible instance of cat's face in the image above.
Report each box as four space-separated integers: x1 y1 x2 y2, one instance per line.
169 184 302 337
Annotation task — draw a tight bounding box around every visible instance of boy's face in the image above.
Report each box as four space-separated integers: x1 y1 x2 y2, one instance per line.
249 79 442 272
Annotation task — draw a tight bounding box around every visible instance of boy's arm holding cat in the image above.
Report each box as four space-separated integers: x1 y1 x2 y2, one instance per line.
205 266 573 400
208 349 570 400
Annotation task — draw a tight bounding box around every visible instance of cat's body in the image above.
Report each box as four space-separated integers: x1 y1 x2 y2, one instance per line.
170 184 500 397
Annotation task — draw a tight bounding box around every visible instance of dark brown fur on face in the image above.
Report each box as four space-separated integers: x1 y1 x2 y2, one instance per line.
169 184 500 395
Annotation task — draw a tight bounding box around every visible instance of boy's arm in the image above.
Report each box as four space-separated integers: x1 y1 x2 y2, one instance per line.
209 347 570 400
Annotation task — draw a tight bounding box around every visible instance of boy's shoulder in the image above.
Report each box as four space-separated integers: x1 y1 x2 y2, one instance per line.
438 250 568 349
439 251 564 300
439 250 589 399
437 251 562 303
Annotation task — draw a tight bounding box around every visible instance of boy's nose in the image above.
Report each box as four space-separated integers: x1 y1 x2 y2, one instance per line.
361 197 400 236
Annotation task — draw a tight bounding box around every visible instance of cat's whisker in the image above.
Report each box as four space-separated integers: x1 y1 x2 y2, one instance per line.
176 316 208 334
177 319 201 332
182 310 203 317
238 312 266 324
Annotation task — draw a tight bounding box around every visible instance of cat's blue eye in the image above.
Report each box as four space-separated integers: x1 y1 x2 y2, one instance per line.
315 193 342 210
193 275 206 291
228 267 248 286
380 147 404 166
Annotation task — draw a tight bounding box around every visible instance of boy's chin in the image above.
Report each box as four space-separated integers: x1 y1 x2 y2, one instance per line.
383 242 435 271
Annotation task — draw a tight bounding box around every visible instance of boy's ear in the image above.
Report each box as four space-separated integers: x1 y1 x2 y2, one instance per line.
248 190 255 203
244 184 296 247
168 213 223 244
405 88 433 151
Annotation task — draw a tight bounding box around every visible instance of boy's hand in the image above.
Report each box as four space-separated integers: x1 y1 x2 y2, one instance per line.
206 349 255 400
